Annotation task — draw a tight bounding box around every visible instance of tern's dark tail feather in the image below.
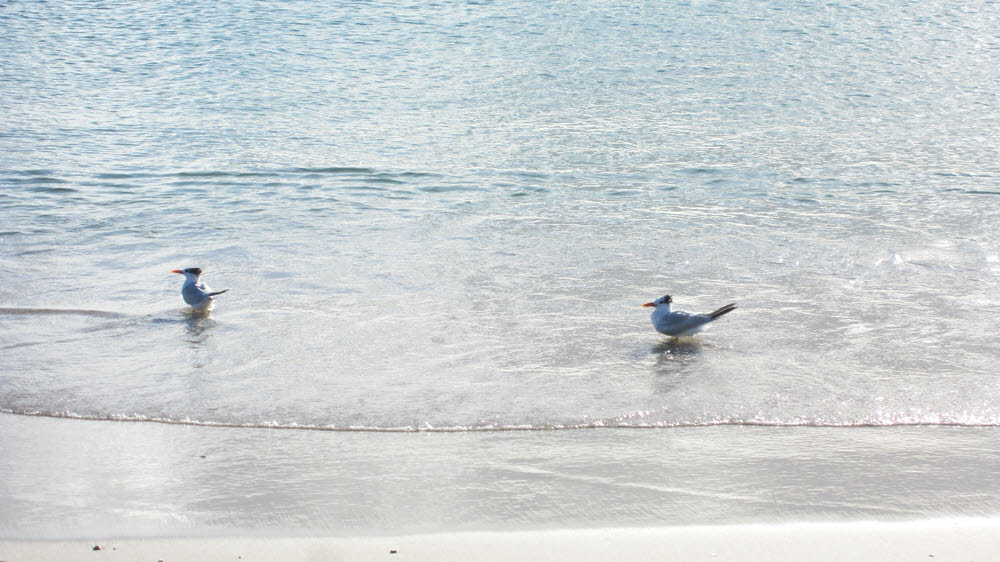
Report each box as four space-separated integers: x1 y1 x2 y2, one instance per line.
709 303 737 320
208 289 229 297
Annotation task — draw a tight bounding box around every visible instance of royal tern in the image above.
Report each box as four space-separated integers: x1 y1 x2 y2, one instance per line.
171 267 228 311
642 294 736 337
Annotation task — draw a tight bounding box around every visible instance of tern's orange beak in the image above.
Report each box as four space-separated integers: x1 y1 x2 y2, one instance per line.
642 302 656 307
171 270 184 274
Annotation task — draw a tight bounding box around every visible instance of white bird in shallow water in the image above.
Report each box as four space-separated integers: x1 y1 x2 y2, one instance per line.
171 267 228 311
642 294 736 337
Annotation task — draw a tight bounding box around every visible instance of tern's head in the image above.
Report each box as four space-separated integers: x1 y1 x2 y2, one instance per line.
642 294 673 308
171 267 203 280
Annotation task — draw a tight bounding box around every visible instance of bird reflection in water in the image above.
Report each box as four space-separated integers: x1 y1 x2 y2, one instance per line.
183 310 217 348
651 338 705 394
652 337 704 361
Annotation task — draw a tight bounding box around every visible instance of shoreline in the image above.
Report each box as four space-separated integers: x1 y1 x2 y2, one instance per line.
4 519 1000 561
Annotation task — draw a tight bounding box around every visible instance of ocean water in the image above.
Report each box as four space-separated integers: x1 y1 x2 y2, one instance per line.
2 0 1000 537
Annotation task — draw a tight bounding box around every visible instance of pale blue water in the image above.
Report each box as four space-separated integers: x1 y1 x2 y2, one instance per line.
2 0 1000 538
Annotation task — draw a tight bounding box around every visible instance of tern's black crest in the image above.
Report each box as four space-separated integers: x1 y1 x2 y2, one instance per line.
661 295 673 304
185 267 203 276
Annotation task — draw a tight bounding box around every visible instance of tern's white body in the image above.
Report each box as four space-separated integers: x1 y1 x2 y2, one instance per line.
643 295 736 337
172 268 228 311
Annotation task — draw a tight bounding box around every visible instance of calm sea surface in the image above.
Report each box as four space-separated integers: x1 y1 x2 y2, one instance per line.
2 0 999 537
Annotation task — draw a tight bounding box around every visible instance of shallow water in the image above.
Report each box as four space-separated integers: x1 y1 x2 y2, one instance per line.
3 171 997 430
2 0 999 536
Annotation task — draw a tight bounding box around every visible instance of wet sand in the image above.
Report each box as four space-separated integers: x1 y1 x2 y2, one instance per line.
4 413 1000 561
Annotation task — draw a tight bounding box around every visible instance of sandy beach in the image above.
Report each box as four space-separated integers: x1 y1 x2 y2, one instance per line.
5 519 1000 561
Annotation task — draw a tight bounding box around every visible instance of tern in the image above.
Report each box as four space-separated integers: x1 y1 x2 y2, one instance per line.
171 267 229 311
642 294 736 337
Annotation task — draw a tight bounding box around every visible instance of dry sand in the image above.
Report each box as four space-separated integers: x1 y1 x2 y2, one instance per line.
4 519 999 562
